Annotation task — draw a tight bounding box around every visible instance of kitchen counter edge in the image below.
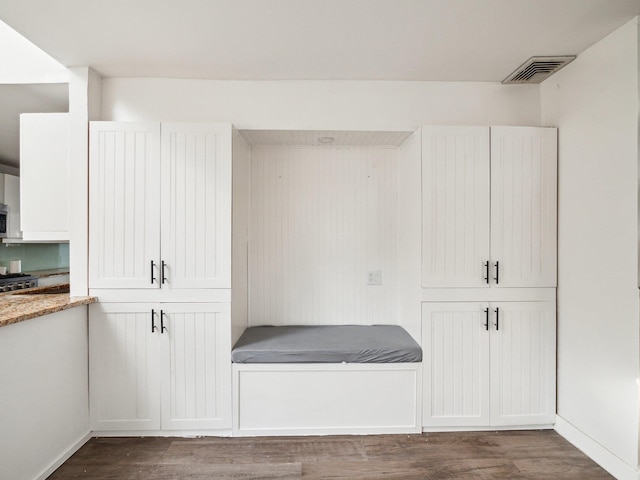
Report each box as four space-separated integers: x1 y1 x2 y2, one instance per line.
0 293 97 328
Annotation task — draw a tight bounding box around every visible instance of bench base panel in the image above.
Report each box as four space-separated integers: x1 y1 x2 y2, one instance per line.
233 363 422 436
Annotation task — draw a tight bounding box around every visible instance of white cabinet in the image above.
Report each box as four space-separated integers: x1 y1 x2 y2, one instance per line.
20 113 70 242
160 123 232 290
89 302 231 432
89 122 232 294
2 174 21 241
421 126 557 288
421 302 556 428
421 127 490 288
89 123 161 290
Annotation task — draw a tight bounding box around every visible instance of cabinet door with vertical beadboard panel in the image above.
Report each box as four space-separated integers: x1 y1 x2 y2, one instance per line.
160 123 232 289
89 303 161 431
422 302 490 427
89 122 161 289
160 303 231 430
490 127 557 287
489 301 556 426
422 126 490 288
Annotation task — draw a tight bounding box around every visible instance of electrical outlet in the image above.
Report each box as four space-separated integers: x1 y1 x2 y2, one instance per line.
367 270 382 286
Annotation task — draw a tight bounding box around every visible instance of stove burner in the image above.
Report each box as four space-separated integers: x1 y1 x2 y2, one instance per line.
0 273 38 292
0 273 30 279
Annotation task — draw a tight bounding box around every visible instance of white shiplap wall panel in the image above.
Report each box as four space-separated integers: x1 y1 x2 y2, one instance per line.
249 145 397 326
232 130 252 344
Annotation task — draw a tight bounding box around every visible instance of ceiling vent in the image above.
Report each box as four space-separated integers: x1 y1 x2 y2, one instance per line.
502 56 576 84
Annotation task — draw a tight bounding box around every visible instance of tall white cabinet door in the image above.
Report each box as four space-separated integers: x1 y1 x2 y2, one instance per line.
422 127 491 288
160 303 232 430
89 123 161 289
422 303 490 427
160 123 232 290
89 303 161 431
490 127 557 287
489 302 556 426
20 113 70 241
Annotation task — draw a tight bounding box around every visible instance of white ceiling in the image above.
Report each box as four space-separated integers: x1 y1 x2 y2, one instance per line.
0 0 638 82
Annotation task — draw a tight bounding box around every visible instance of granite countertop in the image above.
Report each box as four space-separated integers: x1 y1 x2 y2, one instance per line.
24 268 70 278
0 283 96 328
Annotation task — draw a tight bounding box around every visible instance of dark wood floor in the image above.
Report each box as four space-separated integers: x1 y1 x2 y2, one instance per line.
47 430 613 479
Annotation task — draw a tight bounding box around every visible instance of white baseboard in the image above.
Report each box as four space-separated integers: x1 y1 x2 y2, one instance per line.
555 415 639 480
35 431 92 480
423 424 554 432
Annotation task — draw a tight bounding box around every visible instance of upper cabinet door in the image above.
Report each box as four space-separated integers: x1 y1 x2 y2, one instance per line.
160 123 232 289
20 113 70 242
89 122 161 289
422 126 491 287
490 127 557 287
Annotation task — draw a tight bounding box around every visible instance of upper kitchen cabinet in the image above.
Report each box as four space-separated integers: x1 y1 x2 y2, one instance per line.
2 173 21 241
489 127 557 288
89 122 232 297
421 127 490 288
20 113 70 242
421 126 557 288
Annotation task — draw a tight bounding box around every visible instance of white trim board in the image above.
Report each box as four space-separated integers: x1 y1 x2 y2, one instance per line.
555 415 639 480
34 432 91 480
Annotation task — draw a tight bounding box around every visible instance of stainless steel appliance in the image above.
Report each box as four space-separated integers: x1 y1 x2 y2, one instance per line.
0 273 38 292
0 204 7 238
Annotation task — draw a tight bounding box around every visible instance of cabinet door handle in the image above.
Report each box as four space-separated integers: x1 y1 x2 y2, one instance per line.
161 261 168 285
160 310 167 334
494 307 500 330
150 260 157 284
493 261 500 284
151 309 158 333
484 308 489 331
484 261 490 284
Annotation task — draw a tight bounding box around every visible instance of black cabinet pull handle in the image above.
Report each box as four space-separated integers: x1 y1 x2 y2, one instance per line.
484 308 489 331
494 307 500 330
161 261 167 285
494 261 500 284
160 310 167 334
151 309 158 333
151 260 157 284
484 261 490 284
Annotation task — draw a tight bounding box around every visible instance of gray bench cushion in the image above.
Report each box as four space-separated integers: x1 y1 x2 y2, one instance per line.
231 325 422 363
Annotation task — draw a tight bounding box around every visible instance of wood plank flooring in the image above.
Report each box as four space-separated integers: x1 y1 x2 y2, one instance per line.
47 430 613 479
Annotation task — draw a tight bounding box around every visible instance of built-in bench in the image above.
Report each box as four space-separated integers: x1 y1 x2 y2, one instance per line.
232 325 423 436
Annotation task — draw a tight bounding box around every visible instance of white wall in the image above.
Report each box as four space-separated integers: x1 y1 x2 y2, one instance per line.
101 79 540 129
541 17 639 475
396 130 423 341
0 308 90 480
232 130 251 343
69 68 102 297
